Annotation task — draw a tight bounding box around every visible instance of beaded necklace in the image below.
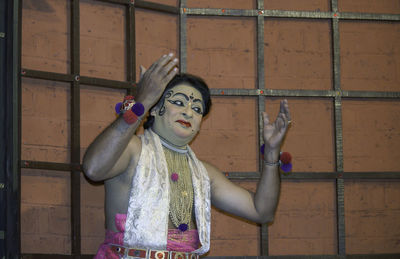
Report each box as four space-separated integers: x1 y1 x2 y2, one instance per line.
161 140 194 232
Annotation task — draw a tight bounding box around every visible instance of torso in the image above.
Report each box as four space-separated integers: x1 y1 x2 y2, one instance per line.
104 145 197 233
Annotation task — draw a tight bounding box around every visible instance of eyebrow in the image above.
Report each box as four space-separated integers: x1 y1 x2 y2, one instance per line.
172 92 202 104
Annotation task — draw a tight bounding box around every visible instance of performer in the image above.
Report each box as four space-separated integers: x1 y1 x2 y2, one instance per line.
83 53 291 259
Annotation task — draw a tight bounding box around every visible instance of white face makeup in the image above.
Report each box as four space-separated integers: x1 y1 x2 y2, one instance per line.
151 84 204 147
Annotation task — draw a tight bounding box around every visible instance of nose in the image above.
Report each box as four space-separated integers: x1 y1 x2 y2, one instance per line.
182 105 193 118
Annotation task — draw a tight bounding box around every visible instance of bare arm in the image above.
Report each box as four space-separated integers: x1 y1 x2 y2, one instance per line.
82 54 179 181
207 100 291 224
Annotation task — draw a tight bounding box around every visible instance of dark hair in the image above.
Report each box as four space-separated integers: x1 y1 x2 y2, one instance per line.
143 73 212 129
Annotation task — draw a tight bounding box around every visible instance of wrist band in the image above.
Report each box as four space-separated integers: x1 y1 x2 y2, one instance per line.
115 95 145 125
264 160 280 166
261 144 293 172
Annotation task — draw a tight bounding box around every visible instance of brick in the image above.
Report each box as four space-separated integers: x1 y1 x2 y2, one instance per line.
21 233 71 254
22 145 70 163
265 98 335 172
264 0 330 11
269 181 337 255
208 239 259 256
21 169 70 206
187 0 255 9
338 0 400 14
344 181 400 253
48 206 71 235
81 206 106 237
79 0 126 81
21 0 70 74
269 237 336 255
342 100 400 172
21 204 50 234
81 174 105 208
81 236 105 254
340 22 400 91
264 19 332 90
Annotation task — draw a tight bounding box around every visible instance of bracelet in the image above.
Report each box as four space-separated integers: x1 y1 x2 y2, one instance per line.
264 160 280 166
260 144 293 172
115 95 145 125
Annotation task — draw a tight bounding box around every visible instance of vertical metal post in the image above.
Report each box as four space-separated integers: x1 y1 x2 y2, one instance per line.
331 0 346 256
127 1 136 95
0 0 21 258
257 0 269 256
70 0 81 256
179 0 187 73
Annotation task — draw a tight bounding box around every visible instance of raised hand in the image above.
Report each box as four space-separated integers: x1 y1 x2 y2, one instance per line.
135 53 179 109
262 99 291 161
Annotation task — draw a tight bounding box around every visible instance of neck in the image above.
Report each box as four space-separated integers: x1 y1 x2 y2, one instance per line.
157 134 188 154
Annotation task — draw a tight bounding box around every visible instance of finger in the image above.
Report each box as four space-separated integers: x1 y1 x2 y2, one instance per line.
263 112 270 126
162 57 179 78
154 53 175 72
139 65 147 80
277 113 289 132
163 67 179 84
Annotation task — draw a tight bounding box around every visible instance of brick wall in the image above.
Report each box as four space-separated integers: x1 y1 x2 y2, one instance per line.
20 0 400 256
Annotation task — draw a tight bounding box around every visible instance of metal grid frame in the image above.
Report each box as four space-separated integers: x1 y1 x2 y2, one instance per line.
18 0 400 258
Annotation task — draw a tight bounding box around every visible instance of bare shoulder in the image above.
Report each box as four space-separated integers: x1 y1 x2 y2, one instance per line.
200 160 226 184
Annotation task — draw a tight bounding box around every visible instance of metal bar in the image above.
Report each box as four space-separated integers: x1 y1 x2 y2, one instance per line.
225 171 400 180
135 0 178 14
210 88 337 97
21 69 74 82
179 0 187 73
70 0 81 256
184 8 258 17
19 71 400 98
331 0 346 253
94 0 130 5
126 2 136 96
183 7 400 22
256 0 269 256
341 90 400 98
21 160 81 172
19 161 400 180
79 76 131 89
340 12 400 21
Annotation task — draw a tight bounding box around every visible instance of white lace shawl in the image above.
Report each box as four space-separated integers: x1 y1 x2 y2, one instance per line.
123 129 211 255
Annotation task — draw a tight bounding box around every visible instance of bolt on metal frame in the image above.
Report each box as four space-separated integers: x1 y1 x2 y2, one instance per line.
18 0 400 258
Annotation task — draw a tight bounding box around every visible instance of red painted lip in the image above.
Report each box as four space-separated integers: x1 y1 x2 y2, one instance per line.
176 120 191 127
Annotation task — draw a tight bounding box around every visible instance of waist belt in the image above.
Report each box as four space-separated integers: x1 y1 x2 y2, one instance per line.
109 244 199 259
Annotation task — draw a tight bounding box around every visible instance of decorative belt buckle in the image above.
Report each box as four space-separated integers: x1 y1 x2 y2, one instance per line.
155 251 166 259
174 252 185 259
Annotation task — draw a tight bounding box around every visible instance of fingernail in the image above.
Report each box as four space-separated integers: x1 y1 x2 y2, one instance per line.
173 67 178 71
169 53 174 57
163 54 167 57
173 58 178 62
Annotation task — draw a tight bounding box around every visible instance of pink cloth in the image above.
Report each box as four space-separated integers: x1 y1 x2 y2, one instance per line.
166 229 200 252
95 214 199 258
94 214 126 259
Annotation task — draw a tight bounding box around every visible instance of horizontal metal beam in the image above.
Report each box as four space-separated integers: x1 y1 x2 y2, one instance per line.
183 8 400 21
21 69 74 82
21 160 81 172
210 88 400 99
20 160 400 180
21 69 131 89
135 0 178 14
226 171 400 180
79 76 132 89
